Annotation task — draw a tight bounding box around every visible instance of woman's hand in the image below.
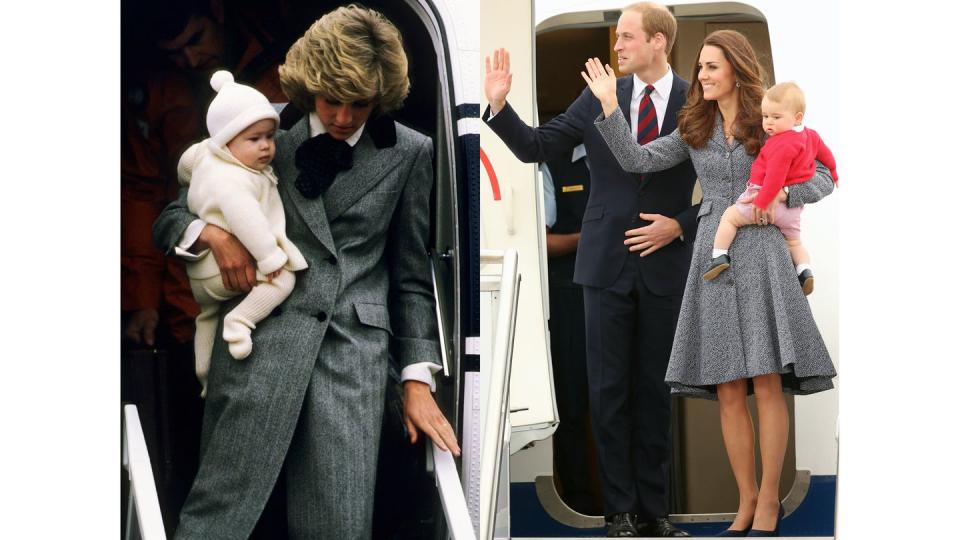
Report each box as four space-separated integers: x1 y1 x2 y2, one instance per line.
580 57 619 117
739 190 786 227
403 380 461 456
197 224 256 292
484 48 513 115
752 203 774 226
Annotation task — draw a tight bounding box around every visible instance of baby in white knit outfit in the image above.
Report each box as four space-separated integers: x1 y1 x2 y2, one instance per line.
178 71 307 397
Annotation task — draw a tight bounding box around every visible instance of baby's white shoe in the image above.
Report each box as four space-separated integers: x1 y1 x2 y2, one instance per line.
223 314 255 360
228 336 253 360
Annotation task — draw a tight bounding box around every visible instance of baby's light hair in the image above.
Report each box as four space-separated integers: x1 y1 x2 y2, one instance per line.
765 81 806 114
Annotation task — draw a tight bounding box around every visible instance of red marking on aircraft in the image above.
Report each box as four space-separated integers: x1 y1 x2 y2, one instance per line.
480 147 501 201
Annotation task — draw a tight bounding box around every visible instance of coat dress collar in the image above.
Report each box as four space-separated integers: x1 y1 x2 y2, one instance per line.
274 116 406 252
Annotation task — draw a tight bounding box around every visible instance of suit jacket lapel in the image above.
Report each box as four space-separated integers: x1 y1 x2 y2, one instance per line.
617 76 633 131
661 70 686 137
322 131 406 223
276 118 337 254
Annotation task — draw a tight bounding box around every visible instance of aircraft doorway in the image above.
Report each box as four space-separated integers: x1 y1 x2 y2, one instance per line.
120 1 470 537
531 2 813 525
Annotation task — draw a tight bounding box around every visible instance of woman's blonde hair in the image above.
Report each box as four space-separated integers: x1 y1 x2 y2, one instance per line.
677 30 766 155
278 4 410 115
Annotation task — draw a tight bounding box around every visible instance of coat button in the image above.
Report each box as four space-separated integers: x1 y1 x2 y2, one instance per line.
317 311 328 322
327 255 338 265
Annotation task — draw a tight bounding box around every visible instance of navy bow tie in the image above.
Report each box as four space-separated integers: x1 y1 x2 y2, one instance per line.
294 133 355 199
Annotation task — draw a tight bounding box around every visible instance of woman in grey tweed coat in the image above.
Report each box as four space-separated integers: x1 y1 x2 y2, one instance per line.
583 30 835 536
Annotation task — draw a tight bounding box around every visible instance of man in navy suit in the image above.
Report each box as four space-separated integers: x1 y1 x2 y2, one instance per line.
483 3 696 536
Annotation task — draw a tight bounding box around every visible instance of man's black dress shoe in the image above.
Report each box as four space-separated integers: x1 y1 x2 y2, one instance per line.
703 254 731 280
606 512 639 537
636 517 691 537
798 269 814 295
746 505 784 537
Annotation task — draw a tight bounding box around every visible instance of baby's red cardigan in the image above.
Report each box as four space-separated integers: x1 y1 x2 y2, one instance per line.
748 128 838 210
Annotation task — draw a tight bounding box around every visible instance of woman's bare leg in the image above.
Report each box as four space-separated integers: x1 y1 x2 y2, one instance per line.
751 373 789 531
717 378 758 530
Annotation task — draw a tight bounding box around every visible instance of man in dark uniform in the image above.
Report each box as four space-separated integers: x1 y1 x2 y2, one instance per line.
542 147 603 517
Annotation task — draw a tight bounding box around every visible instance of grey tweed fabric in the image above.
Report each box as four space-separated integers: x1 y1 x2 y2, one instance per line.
595 109 836 399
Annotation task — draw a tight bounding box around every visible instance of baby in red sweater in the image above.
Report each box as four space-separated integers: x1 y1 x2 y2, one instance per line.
703 82 838 295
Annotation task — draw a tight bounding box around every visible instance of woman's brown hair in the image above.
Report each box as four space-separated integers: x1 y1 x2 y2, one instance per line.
677 30 766 155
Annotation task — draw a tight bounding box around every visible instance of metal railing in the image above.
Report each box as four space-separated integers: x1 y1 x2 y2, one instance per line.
121 404 166 540
430 254 453 377
478 249 521 540
432 442 477 540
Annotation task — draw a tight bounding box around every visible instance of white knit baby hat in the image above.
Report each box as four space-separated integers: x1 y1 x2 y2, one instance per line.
206 70 280 147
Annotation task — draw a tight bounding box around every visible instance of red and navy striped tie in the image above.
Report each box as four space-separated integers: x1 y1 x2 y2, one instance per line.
636 84 659 145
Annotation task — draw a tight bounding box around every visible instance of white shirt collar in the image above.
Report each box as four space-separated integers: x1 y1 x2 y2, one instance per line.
308 112 365 147
632 67 673 101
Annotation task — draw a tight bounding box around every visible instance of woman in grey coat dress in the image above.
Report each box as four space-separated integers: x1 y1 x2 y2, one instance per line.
153 7 459 538
582 30 836 536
